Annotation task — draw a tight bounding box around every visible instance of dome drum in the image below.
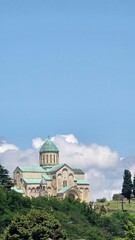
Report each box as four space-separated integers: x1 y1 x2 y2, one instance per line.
39 139 59 166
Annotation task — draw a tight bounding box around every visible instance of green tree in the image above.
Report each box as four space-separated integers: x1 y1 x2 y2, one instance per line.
99 212 133 238
2 209 67 240
7 190 31 213
0 185 32 234
133 174 135 198
0 185 11 234
0 165 13 189
122 169 133 203
124 221 135 240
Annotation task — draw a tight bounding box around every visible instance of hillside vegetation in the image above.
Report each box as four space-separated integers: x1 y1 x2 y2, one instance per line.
0 186 135 239
109 199 135 211
95 198 135 212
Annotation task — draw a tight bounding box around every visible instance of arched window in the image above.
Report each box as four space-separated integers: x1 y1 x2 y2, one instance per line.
68 173 74 185
57 173 62 177
36 186 40 192
80 187 83 192
31 187 36 193
62 168 68 178
57 173 62 191
63 180 67 187
68 194 75 199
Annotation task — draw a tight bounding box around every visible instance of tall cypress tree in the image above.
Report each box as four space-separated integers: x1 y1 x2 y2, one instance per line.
122 169 133 203
133 174 135 198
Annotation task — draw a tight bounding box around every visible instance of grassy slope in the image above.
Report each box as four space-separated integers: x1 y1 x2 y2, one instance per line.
107 199 135 212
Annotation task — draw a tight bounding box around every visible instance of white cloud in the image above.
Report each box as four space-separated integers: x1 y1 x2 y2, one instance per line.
32 138 44 149
0 134 135 201
61 134 78 144
0 140 19 153
129 165 135 178
0 148 39 176
53 135 119 170
0 140 39 176
112 178 123 189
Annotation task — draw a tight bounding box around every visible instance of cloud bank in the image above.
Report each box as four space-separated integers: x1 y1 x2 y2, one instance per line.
0 134 134 200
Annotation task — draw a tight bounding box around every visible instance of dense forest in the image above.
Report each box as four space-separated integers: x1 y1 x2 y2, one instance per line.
0 185 135 239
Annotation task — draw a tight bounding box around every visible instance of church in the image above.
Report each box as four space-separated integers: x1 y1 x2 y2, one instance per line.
13 138 90 203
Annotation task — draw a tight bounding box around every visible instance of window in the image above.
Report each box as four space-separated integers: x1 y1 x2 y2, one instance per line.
43 155 45 164
63 180 67 188
36 187 40 192
46 155 48 163
63 168 68 178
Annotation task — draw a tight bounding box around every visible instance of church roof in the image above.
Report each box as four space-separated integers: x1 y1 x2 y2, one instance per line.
42 174 52 181
73 168 84 174
57 185 72 194
57 186 83 194
47 163 65 173
16 166 46 173
77 179 89 185
47 163 73 174
11 186 24 194
39 139 59 153
23 178 42 184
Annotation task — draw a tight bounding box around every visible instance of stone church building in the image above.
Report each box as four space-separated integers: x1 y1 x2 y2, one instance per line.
13 138 90 203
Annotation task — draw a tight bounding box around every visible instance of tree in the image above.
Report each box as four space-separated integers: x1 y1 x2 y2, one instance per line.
0 186 32 235
133 174 135 198
122 170 133 203
2 209 67 240
0 185 11 234
124 221 135 240
0 165 13 189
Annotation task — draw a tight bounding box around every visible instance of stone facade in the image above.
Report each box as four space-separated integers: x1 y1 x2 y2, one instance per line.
13 139 90 203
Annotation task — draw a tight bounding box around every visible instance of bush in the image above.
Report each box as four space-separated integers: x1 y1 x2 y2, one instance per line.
96 198 107 203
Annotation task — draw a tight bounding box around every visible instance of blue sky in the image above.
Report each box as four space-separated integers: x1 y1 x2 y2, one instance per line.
0 0 135 157
1 1 135 200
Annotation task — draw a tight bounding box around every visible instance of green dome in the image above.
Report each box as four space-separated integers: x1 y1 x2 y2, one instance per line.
39 139 59 154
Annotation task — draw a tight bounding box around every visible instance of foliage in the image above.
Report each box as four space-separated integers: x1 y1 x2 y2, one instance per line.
31 197 105 239
0 176 135 239
122 169 133 203
2 209 67 240
0 186 31 234
124 220 135 240
7 189 31 213
96 198 107 203
0 165 13 189
133 174 135 198
114 220 135 240
0 186 13 233
99 212 135 239
106 199 135 212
